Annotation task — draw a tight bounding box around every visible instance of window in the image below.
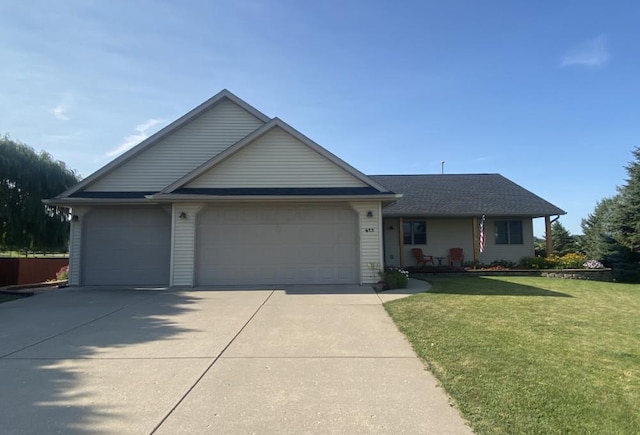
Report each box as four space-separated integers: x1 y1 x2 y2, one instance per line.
495 220 523 245
403 220 427 245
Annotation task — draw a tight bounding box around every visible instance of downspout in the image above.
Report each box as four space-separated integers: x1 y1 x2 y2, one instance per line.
545 215 561 256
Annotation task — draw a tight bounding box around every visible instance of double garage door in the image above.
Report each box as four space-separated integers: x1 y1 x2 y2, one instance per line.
196 204 359 285
82 204 359 286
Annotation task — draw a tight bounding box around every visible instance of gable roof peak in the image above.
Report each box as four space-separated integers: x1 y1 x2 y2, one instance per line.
162 116 392 194
55 89 270 198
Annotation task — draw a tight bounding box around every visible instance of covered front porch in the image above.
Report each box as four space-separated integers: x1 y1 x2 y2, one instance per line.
382 216 556 269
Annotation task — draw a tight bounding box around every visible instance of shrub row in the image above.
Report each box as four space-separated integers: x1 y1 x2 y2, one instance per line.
464 253 605 270
519 253 595 269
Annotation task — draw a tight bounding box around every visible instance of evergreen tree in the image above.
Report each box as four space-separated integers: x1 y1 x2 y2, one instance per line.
573 234 586 254
533 236 547 257
0 136 79 251
613 146 640 252
582 196 640 282
582 197 618 261
550 221 577 256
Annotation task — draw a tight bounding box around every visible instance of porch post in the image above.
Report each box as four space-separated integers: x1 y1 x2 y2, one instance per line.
545 215 553 255
472 217 479 263
399 217 405 268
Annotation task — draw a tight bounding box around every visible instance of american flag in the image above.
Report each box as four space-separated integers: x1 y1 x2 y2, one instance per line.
479 215 486 253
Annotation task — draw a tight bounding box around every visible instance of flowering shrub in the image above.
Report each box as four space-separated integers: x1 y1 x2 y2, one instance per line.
465 260 515 271
521 253 605 270
556 253 588 269
379 266 409 289
519 256 558 269
489 259 517 269
56 265 69 281
583 259 605 269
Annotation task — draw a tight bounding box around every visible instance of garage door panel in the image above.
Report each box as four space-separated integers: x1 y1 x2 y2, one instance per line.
83 207 170 286
196 204 358 285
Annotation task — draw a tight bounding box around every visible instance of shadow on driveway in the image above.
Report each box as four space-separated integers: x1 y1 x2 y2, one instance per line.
0 287 207 433
0 280 466 434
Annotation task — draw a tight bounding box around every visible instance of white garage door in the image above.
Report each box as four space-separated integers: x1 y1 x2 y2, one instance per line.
83 207 171 286
196 203 358 285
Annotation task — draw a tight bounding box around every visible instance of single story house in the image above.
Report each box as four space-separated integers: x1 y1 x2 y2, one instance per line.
370 174 565 269
45 90 565 287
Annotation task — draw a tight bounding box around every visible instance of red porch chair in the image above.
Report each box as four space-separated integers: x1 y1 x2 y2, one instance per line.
411 248 434 268
448 248 464 267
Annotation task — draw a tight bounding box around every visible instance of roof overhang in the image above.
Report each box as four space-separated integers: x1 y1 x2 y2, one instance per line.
43 198 160 206
44 193 403 207
146 193 402 203
380 212 566 218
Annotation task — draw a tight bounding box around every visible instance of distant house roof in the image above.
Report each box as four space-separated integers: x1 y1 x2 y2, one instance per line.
370 174 566 218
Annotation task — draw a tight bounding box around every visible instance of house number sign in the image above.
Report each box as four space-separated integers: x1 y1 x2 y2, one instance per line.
365 228 375 232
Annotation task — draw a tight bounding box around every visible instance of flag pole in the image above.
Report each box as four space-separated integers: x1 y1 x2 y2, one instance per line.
479 215 486 254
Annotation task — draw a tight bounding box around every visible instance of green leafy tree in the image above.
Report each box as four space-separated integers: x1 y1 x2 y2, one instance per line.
0 136 79 252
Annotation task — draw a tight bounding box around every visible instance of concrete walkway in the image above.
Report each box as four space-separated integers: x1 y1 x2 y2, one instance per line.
0 279 472 434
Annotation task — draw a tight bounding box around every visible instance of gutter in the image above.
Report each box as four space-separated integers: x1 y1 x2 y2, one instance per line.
43 193 403 207
146 193 403 203
43 198 160 206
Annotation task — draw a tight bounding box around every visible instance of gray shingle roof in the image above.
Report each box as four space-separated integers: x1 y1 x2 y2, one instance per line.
369 174 566 217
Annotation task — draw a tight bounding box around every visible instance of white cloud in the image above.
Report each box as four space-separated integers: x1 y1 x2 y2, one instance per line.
106 119 164 157
50 93 74 120
44 132 81 142
51 104 70 120
473 156 491 163
561 35 610 68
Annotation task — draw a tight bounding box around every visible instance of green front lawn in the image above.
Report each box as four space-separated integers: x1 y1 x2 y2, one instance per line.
384 276 640 435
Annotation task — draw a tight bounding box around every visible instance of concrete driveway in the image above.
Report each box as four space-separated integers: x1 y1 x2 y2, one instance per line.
0 280 472 434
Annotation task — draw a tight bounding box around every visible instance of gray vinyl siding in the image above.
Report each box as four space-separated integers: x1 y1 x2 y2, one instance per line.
350 202 383 284
86 99 265 192
68 208 86 286
186 127 368 188
170 203 203 287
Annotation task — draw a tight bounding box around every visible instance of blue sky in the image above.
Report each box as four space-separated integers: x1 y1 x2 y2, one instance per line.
2 0 638 236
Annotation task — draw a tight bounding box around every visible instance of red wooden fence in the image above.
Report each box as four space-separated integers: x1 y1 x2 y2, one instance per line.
0 258 68 286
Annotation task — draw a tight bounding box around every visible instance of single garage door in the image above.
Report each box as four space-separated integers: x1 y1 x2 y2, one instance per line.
82 207 171 286
196 203 358 285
